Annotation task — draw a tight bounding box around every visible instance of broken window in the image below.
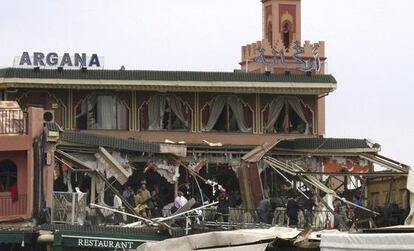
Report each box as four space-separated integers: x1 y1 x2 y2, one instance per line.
146 95 191 131
264 96 310 134
203 96 251 132
0 160 17 192
76 94 128 130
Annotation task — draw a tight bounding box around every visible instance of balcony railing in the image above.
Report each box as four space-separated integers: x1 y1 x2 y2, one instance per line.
0 193 27 217
0 109 27 134
51 192 87 225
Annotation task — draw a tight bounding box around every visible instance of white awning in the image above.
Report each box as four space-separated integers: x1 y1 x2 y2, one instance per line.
95 147 132 185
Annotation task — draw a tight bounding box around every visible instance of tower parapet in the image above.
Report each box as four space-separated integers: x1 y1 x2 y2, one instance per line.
240 0 327 74
241 39 326 74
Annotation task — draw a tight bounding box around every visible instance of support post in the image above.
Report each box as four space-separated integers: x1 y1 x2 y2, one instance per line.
90 174 96 216
52 231 62 251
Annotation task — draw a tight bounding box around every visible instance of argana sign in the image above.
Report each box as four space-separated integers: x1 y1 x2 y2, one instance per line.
13 52 104 69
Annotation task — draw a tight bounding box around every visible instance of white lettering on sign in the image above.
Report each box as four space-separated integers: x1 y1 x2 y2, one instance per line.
13 52 104 69
76 237 134 249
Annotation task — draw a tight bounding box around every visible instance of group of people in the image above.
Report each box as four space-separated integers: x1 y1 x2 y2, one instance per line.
255 195 312 227
120 181 191 220
256 193 365 229
121 181 163 218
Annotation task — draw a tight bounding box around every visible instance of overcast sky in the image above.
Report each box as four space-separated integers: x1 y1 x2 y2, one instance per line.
0 0 413 165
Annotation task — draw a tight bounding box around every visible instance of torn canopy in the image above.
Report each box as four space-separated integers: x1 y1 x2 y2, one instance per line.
263 156 379 216
95 147 133 185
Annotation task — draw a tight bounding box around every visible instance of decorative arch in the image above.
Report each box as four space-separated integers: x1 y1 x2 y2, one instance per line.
281 11 294 25
261 96 314 134
74 92 131 130
281 11 294 49
16 90 67 127
201 95 254 133
266 15 273 45
138 94 192 131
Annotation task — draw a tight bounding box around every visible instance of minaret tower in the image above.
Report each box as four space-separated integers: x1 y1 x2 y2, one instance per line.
262 0 301 48
240 0 325 74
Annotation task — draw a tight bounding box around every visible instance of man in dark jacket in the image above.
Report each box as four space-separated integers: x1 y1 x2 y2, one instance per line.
287 195 299 226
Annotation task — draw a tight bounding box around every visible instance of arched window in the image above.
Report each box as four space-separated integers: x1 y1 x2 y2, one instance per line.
203 95 252 132
282 22 291 49
141 95 191 131
0 160 17 192
263 96 312 134
283 22 290 49
76 94 129 130
267 22 273 45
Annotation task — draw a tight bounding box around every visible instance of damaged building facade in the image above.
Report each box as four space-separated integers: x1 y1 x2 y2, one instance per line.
0 0 411 250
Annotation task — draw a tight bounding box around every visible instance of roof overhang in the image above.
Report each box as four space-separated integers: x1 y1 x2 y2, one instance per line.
0 78 336 95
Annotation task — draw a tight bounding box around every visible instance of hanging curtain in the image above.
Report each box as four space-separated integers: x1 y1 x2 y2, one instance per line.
148 95 167 130
168 95 189 128
203 96 227 131
228 96 251 132
97 96 116 129
87 95 97 128
265 96 309 134
264 97 285 133
285 97 309 134
116 98 128 130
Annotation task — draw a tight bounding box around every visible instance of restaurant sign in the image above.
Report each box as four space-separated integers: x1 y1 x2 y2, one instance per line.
13 52 104 69
62 235 143 249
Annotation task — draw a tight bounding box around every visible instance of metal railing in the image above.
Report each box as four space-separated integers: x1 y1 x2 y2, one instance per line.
51 192 87 225
157 207 342 230
0 194 27 217
0 109 26 134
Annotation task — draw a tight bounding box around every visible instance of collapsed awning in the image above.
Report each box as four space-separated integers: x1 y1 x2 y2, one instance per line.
95 147 131 185
55 149 95 172
360 153 410 173
61 131 187 157
320 232 414 251
136 227 302 251
263 156 380 216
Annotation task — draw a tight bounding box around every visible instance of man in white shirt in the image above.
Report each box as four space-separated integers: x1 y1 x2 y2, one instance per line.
174 191 188 209
113 194 126 223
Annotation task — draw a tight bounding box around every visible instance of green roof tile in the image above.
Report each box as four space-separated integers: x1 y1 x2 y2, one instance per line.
0 68 337 83
276 138 380 151
61 131 161 153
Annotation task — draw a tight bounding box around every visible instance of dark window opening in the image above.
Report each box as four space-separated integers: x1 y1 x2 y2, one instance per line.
161 100 188 131
146 95 191 131
0 160 17 192
283 22 290 49
274 105 306 134
76 95 128 130
212 103 238 132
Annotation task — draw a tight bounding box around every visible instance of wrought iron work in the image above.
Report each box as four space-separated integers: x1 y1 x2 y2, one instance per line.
51 192 87 225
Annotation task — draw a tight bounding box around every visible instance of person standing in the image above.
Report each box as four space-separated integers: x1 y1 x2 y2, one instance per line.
148 190 163 217
303 195 315 228
134 181 151 217
216 190 230 222
272 197 286 226
257 197 272 224
287 195 299 226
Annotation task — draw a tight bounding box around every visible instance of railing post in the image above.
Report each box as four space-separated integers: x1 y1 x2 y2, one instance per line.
71 193 76 225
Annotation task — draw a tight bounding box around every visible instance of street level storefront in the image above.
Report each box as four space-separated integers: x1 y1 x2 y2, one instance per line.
0 230 38 251
39 225 170 251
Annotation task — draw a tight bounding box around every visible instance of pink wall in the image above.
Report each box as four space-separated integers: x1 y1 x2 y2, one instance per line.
0 107 44 221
